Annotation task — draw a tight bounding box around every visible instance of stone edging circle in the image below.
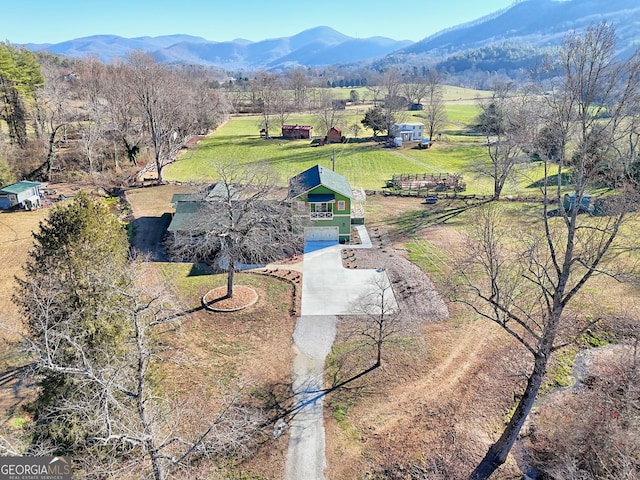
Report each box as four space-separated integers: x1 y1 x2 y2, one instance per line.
202 285 259 312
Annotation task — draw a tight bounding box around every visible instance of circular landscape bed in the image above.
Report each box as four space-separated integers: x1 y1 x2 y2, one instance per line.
202 285 259 312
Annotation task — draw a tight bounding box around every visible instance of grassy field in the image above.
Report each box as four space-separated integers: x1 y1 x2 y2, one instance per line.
165 102 547 195
1 161 637 479
320 85 492 103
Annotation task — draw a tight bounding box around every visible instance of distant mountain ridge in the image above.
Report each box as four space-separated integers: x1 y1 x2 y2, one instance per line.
25 27 413 70
23 0 640 72
401 0 640 59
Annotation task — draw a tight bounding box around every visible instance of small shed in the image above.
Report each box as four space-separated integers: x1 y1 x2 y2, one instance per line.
326 126 343 143
0 181 42 210
282 125 312 139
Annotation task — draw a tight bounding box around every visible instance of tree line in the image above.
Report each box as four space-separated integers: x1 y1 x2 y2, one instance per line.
0 45 231 186
0 47 451 188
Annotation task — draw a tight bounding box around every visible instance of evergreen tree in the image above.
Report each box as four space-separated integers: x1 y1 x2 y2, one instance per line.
0 43 44 148
14 193 132 450
361 106 387 138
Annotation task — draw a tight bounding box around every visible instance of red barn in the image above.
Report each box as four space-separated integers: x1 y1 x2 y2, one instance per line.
282 125 312 139
326 126 343 143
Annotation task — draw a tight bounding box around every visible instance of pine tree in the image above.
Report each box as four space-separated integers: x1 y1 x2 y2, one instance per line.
14 193 132 449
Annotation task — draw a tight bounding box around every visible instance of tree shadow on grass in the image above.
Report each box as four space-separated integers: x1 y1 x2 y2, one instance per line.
0 364 35 413
385 198 493 236
259 363 381 430
527 172 572 188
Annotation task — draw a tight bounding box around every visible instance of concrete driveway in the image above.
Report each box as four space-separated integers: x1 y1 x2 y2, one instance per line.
301 225 397 316
284 315 336 480
285 225 398 480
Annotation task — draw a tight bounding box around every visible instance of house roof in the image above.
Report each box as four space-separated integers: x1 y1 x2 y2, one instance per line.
393 122 424 127
289 164 354 199
167 201 205 232
168 183 239 233
171 184 237 207
282 125 312 131
171 193 202 204
0 181 41 194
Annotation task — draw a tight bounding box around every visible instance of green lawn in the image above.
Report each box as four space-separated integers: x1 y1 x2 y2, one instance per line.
322 85 492 103
445 104 482 126
164 102 547 196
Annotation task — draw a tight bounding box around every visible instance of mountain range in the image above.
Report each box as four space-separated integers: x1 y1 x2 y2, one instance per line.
24 0 640 71
26 27 412 70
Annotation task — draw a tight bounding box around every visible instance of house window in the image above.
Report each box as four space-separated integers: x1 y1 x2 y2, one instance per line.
337 200 346 211
310 202 333 219
313 202 331 213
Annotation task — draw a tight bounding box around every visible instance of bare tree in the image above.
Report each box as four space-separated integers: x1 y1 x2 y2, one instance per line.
282 274 402 423
475 82 534 200
100 61 144 168
380 68 405 134
274 88 292 130
168 163 304 298
366 83 384 107
75 57 109 179
250 71 281 139
313 88 343 137
419 69 448 142
351 274 401 367
286 68 310 111
401 74 430 107
455 24 640 479
126 52 198 184
28 60 74 181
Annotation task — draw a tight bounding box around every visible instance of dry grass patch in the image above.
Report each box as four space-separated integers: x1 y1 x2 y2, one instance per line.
124 183 196 217
325 307 527 479
0 209 49 321
151 263 296 478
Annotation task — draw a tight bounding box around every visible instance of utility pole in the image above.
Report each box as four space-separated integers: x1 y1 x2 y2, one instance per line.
331 149 335 171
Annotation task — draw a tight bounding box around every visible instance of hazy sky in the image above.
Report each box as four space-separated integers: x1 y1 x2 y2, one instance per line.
5 0 517 44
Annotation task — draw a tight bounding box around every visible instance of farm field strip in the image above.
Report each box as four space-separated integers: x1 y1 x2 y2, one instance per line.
165 104 548 196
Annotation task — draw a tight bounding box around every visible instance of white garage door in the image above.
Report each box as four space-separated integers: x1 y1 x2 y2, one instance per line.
304 227 339 241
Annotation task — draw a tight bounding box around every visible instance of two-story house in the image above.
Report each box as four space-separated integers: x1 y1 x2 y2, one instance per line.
289 164 354 243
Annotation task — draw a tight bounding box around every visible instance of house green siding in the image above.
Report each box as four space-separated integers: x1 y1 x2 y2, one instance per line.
300 186 350 239
289 164 355 242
